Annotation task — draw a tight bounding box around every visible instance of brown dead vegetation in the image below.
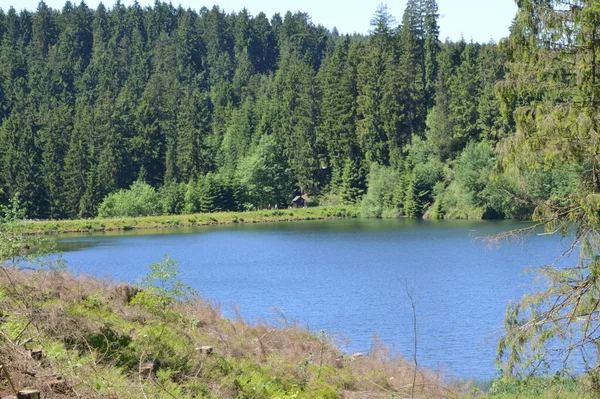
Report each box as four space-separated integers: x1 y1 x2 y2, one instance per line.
0 265 460 399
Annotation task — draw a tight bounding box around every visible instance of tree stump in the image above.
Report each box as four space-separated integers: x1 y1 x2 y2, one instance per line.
17 389 40 399
47 377 69 394
139 362 155 377
28 349 43 361
196 346 213 355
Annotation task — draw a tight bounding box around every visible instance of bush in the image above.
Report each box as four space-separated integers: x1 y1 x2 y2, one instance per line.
97 180 161 218
159 182 186 215
318 192 343 206
237 135 294 210
427 142 501 219
453 141 496 208
360 164 401 218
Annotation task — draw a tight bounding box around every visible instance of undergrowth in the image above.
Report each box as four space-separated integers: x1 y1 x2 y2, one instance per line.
0 257 452 399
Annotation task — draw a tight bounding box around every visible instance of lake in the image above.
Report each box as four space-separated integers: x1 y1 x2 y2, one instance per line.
52 218 572 380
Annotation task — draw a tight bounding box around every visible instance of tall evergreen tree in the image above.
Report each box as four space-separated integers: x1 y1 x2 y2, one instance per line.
497 0 600 382
423 0 440 109
272 51 320 193
316 37 358 189
399 0 426 136
0 106 47 217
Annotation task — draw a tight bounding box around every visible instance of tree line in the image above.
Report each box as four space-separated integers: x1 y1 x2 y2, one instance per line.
0 0 572 219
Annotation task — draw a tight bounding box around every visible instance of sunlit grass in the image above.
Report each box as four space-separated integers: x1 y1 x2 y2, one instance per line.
5 206 361 235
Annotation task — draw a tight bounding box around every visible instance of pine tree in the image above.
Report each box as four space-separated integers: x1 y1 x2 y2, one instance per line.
272 51 320 193
176 86 211 182
316 37 358 189
399 0 426 136
423 0 440 109
38 102 72 218
340 156 366 204
0 106 47 218
496 0 600 383
448 42 481 151
426 41 458 160
62 100 91 218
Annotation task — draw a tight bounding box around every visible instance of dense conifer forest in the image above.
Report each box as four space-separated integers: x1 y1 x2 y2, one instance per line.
0 0 575 220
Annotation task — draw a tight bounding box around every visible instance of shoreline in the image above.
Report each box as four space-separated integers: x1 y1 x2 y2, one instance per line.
3 206 361 235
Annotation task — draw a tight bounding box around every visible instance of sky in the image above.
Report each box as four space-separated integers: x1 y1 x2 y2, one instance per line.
0 0 518 43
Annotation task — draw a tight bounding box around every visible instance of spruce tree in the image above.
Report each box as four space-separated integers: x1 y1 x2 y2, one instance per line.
316 37 358 189
497 0 600 383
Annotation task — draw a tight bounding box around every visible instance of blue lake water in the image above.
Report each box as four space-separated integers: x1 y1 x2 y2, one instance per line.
52 218 574 380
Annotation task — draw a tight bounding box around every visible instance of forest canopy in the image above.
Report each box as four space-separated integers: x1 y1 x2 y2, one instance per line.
0 0 570 220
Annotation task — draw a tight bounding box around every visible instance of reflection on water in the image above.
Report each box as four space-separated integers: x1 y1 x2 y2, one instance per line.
52 218 572 380
53 239 105 252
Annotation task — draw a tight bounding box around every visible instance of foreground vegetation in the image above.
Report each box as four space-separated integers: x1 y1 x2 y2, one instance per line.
0 258 456 399
2 257 600 399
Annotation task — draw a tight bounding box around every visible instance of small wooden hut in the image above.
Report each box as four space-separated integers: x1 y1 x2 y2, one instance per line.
292 194 309 208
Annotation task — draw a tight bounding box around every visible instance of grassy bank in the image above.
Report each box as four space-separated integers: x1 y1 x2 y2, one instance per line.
0 261 595 398
0 263 454 399
3 206 360 235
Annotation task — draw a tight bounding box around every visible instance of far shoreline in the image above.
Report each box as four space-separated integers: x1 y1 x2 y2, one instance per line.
4 206 362 236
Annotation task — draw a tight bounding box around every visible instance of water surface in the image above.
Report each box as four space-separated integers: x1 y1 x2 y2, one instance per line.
53 218 572 380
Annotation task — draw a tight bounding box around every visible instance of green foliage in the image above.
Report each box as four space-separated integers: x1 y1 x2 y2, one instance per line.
482 376 583 399
360 164 401 218
432 141 499 219
340 157 367 204
0 192 51 263
237 134 294 209
0 0 530 223
133 255 196 315
453 141 496 208
97 180 161 218
495 0 600 387
402 138 444 218
158 182 185 215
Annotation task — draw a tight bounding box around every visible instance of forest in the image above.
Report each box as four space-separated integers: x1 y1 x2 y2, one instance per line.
0 0 572 221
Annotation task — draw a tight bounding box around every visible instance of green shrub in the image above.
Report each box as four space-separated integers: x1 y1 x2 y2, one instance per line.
159 182 186 215
360 164 401 218
97 180 161 218
132 255 196 316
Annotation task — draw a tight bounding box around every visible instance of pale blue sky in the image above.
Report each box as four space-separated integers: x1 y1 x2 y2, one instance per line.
0 0 517 43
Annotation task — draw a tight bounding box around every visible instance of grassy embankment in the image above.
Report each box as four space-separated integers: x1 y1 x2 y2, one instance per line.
1 265 591 398
5 206 360 235
0 264 455 399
